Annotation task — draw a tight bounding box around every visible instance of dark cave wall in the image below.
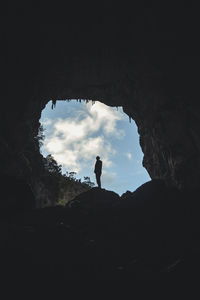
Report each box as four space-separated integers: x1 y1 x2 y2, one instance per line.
4 18 200 198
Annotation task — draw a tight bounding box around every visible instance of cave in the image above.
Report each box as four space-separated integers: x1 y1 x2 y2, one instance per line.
3 4 200 281
39 99 151 199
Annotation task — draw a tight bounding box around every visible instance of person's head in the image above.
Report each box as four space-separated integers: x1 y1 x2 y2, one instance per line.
96 156 100 160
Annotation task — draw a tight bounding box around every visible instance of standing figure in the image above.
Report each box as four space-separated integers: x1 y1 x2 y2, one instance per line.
94 156 102 188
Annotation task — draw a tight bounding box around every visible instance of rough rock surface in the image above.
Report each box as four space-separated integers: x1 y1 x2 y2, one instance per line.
2 5 200 282
66 187 120 211
1 183 200 281
0 175 35 210
4 10 200 196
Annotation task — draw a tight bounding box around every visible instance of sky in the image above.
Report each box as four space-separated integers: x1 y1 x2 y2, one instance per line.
40 100 151 195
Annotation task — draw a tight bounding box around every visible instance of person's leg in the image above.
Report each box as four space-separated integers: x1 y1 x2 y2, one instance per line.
98 175 101 188
96 174 101 188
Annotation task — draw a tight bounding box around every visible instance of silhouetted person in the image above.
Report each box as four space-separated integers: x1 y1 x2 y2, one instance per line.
94 156 102 188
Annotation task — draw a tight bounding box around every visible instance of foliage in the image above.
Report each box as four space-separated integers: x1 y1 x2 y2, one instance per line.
83 176 95 188
44 154 62 174
34 123 95 207
36 124 45 147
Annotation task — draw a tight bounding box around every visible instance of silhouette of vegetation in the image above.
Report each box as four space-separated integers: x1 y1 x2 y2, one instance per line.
35 125 95 207
36 124 45 147
42 154 95 206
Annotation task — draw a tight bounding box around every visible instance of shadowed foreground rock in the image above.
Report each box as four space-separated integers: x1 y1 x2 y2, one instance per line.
1 182 200 281
3 5 200 283
66 187 120 211
0 175 35 210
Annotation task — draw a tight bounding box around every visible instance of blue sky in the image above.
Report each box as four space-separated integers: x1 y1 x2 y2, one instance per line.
40 100 151 195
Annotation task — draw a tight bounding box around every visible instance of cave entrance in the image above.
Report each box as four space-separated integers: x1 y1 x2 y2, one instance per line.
39 99 150 203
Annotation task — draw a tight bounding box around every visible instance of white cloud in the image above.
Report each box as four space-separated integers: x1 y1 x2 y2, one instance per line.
45 137 65 153
41 101 125 174
125 152 132 160
89 102 126 138
42 118 52 126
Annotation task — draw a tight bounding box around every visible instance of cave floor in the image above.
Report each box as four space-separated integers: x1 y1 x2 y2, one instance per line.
1 186 200 281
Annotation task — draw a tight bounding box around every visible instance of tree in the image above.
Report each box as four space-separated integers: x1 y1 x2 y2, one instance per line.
36 124 45 147
69 171 77 179
39 153 95 207
44 154 62 174
83 176 95 188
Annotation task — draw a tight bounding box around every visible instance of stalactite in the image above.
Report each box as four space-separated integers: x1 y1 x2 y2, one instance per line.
51 99 56 109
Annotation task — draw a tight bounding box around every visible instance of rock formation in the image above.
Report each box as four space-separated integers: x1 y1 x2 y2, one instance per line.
3 4 200 281
2 184 200 280
4 5 200 202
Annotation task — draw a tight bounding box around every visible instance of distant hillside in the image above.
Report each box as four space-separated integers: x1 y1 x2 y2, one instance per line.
30 124 95 208
34 154 95 208
57 172 95 206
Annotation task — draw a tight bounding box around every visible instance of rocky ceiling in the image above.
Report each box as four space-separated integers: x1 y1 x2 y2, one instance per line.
4 4 200 191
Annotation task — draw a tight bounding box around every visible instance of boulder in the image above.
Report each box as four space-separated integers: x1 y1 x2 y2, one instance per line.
66 187 120 214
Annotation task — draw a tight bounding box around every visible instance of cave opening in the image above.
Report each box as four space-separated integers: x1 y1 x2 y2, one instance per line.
39 99 150 204
3 7 200 281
